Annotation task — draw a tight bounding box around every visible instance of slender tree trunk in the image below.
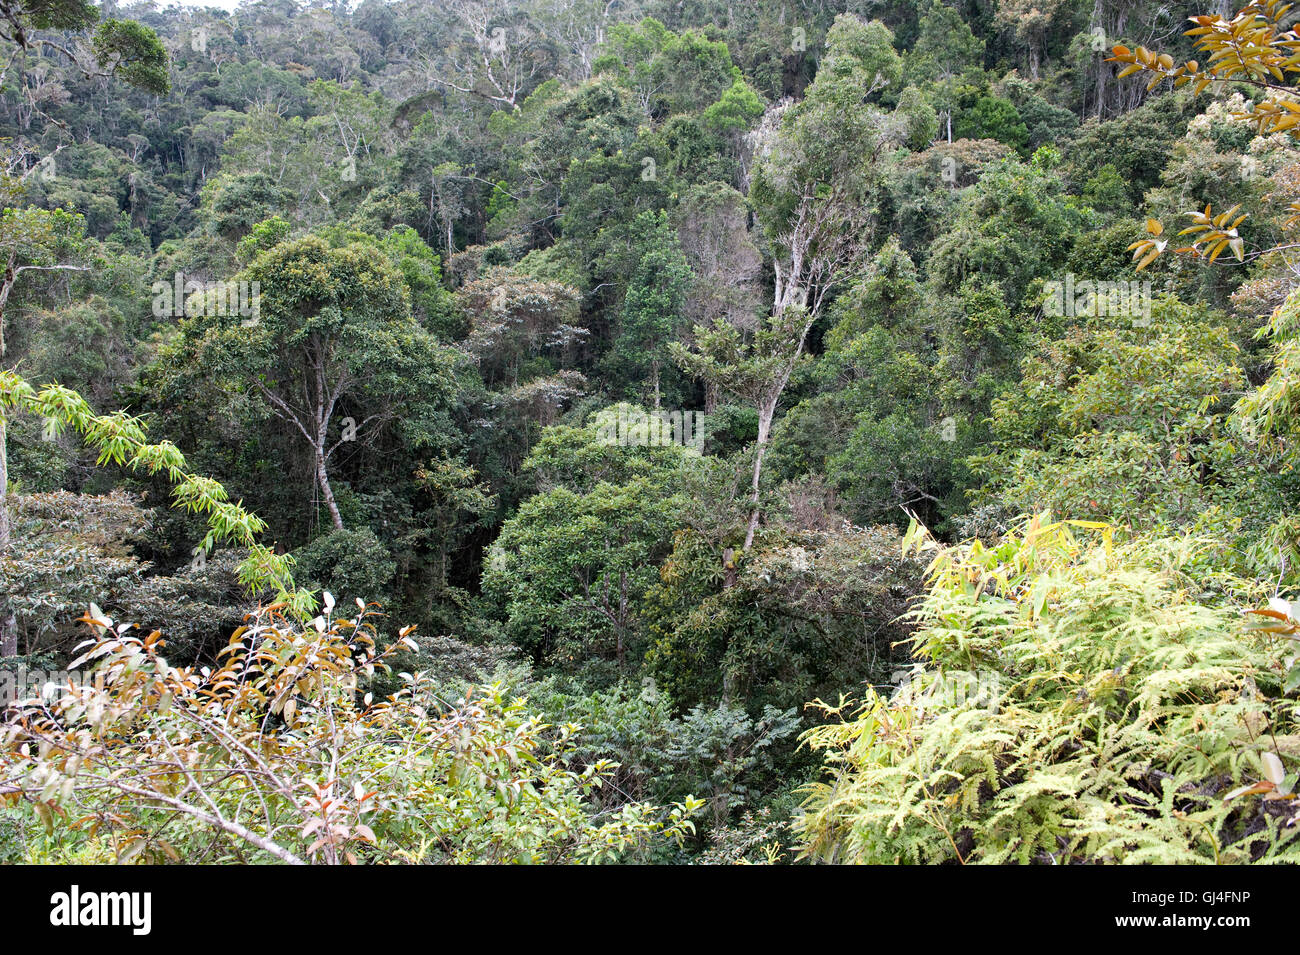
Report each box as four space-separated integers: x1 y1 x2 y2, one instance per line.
316 443 344 531
651 358 660 410
311 353 344 531
739 303 812 554
742 402 774 552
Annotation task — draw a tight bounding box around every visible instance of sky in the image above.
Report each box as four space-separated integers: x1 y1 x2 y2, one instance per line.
122 0 325 13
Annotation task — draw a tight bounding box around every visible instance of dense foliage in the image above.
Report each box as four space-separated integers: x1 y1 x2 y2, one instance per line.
3 0 1300 864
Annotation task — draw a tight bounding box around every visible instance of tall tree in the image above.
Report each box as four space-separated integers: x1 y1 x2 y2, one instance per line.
0 0 168 97
431 0 557 110
615 210 692 407
154 237 459 531
680 14 905 552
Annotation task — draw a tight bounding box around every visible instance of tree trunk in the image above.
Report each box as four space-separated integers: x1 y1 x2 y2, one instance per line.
312 355 345 532
316 444 344 531
742 402 774 552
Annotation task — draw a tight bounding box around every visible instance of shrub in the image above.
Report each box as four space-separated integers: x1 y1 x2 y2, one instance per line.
0 601 699 864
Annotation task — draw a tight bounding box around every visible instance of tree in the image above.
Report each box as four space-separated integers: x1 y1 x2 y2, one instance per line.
484 407 688 673
1111 1 1300 270
953 95 1028 151
431 0 557 111
0 490 252 660
973 296 1261 535
672 308 813 552
0 369 309 659
681 14 906 552
215 82 395 229
910 1 985 84
646 508 921 709
749 14 902 319
486 477 684 673
595 17 737 117
673 181 763 335
993 0 1068 81
1100 3 1300 569
154 237 460 531
0 182 89 324
908 0 986 142
0 0 169 96
0 165 91 656
614 210 692 406
458 267 584 387
927 151 1083 310
769 239 970 531
700 70 765 141
536 0 635 80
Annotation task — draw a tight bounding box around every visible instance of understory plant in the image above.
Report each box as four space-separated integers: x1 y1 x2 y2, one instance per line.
798 513 1300 864
0 599 699 864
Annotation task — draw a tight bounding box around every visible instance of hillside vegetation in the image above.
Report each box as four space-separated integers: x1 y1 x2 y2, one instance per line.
2 0 1300 864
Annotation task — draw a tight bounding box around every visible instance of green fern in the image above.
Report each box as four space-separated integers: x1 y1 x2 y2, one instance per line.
798 514 1300 864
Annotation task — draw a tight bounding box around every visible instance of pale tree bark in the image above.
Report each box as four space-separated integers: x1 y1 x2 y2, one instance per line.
434 0 545 110
315 434 344 531
253 335 377 533
741 325 808 553
743 397 776 553
739 184 857 553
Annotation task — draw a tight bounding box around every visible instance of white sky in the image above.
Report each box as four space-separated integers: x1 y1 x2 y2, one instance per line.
152 1 265 10
122 0 348 13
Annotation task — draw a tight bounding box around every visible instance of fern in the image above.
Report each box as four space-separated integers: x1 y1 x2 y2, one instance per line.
797 514 1300 864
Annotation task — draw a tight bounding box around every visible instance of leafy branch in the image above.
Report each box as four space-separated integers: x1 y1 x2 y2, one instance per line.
0 369 315 617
